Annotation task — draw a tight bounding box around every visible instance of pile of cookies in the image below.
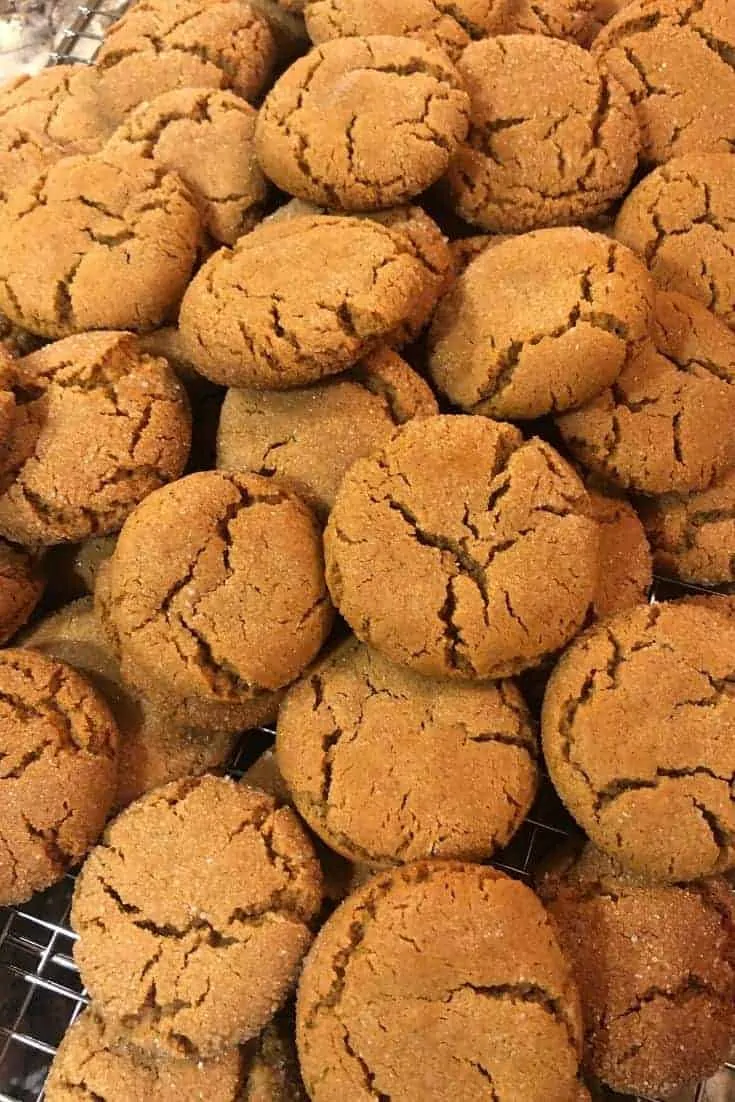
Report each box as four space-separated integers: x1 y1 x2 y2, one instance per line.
0 0 732 1098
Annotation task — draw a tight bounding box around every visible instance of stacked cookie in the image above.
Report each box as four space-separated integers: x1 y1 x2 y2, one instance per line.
0 0 730 1098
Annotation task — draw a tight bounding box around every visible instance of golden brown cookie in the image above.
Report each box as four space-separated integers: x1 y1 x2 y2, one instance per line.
638 466 735 586
558 292 735 494
593 0 735 163
22 599 238 812
216 348 437 517
255 36 470 210
542 601 735 881
72 775 323 1058
0 332 191 546
0 65 112 152
325 415 599 679
178 214 435 387
447 35 639 233
0 538 44 643
586 490 652 619
297 862 583 1102
107 88 269 246
428 230 654 419
0 148 201 339
0 648 118 905
94 0 276 120
0 123 64 202
537 844 735 1097
98 471 332 724
45 1009 245 1102
277 636 538 864
615 154 735 330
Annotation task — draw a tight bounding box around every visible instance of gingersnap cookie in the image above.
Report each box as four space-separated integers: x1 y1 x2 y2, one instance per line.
107 88 269 247
325 415 599 679
94 0 276 121
255 35 470 210
429 230 654 419
298 861 583 1101
217 348 437 517
542 600 735 880
277 636 538 864
0 65 112 152
615 154 735 330
0 332 191 547
179 214 435 387
0 538 44 644
45 1009 245 1102
586 491 652 619
638 466 735 586
593 0 735 163
558 292 735 494
537 844 735 1097
447 35 639 233
0 148 201 339
72 775 322 1058
22 599 238 812
98 471 332 727
0 648 118 905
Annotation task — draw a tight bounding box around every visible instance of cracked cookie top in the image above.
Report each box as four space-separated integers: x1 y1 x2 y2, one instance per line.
0 537 44 645
0 331 191 547
0 124 65 203
586 490 652 619
0 148 201 340
178 213 436 387
537 843 735 1096
94 0 276 120
428 228 654 420
72 775 323 1058
45 1008 245 1102
557 291 735 494
0 65 114 153
254 35 470 210
447 35 639 233
638 465 735 586
542 601 735 881
216 348 438 517
593 0 735 163
297 861 583 1102
22 599 237 812
99 470 333 711
108 87 269 247
0 648 118 906
324 415 599 680
615 153 735 330
276 636 538 865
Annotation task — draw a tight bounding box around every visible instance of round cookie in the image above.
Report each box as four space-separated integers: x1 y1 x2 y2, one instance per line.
0 331 191 547
586 491 652 619
0 65 113 153
22 599 238 812
107 88 269 247
638 466 735 586
542 600 735 880
45 1009 245 1102
72 775 323 1058
297 862 583 1102
558 292 735 494
94 0 276 120
0 648 118 905
217 348 438 517
98 471 332 720
447 35 639 233
255 35 470 210
593 0 735 163
428 230 654 419
0 538 44 644
178 214 435 388
325 415 599 679
0 148 201 339
277 636 538 864
615 154 735 330
537 844 735 1097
